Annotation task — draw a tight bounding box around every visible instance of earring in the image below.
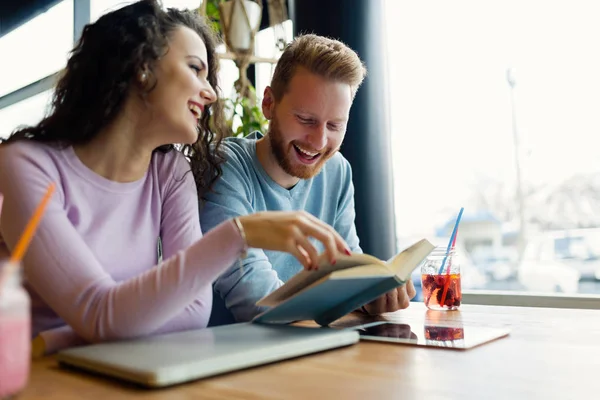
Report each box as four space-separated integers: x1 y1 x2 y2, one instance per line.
140 72 147 83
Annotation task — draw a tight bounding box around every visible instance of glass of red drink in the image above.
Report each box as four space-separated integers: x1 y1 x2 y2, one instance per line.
420 246 461 310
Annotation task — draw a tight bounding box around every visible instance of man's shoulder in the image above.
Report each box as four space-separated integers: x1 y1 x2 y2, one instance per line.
203 134 262 200
328 151 352 169
320 151 353 180
217 134 261 179
221 134 259 165
200 136 261 229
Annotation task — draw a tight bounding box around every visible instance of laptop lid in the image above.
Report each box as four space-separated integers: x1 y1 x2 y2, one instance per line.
56 323 359 388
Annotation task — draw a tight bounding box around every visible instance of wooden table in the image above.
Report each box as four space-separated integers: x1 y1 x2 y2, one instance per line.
20 303 600 399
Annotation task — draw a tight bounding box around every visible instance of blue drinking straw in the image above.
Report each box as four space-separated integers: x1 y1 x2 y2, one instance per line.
438 207 464 274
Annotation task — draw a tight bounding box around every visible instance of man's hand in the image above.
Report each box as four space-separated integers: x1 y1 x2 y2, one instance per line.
362 279 417 315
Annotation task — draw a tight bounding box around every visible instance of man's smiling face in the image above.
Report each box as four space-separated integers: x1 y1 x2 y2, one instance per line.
263 66 353 180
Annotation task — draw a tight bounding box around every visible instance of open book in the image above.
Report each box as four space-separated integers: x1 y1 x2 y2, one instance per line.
253 238 435 326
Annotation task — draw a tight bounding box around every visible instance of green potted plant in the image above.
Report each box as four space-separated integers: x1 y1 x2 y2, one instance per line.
223 85 269 137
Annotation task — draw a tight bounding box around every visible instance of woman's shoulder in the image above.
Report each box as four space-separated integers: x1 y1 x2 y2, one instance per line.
150 148 194 193
0 140 64 175
151 148 191 176
0 141 67 208
1 139 55 157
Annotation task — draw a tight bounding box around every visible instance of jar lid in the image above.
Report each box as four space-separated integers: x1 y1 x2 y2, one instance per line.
0 262 22 289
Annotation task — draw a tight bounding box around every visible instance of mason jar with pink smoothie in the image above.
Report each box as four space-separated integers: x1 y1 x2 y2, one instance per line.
0 260 31 399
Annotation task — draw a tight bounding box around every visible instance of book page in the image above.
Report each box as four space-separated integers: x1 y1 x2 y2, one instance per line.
329 264 392 279
387 239 435 280
317 252 385 272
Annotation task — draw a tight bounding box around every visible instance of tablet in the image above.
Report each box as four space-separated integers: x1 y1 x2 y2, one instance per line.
351 321 509 350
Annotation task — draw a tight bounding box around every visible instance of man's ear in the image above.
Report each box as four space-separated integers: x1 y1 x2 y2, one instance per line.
262 86 275 120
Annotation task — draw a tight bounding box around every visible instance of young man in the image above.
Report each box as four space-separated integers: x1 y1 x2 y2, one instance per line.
201 34 416 325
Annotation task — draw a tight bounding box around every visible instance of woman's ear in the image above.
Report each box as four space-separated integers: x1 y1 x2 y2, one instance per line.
138 70 148 85
262 86 275 120
137 63 152 87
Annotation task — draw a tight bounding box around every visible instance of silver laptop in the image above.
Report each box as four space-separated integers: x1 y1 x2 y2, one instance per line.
56 323 359 388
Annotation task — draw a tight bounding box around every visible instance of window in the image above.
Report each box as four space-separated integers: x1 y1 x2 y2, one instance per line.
91 1 293 105
0 91 52 139
0 0 73 98
216 50 239 99
90 0 130 22
254 19 293 98
0 1 289 141
385 0 600 296
91 0 202 22
90 1 247 101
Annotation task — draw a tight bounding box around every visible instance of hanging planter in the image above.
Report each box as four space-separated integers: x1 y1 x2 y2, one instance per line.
219 0 263 52
197 0 287 137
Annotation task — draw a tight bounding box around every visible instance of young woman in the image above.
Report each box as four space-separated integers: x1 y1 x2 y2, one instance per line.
0 0 349 355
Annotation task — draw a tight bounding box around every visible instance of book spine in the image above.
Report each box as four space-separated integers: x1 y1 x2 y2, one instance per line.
314 277 401 326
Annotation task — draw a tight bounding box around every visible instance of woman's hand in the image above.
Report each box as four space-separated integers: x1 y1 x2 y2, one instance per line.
237 211 351 270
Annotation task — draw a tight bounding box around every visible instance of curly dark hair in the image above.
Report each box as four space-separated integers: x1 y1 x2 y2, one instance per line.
1 0 227 196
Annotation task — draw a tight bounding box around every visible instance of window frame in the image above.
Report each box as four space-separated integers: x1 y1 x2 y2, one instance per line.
462 290 600 309
0 0 89 112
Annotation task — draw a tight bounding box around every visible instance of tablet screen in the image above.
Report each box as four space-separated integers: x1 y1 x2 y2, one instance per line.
354 321 509 350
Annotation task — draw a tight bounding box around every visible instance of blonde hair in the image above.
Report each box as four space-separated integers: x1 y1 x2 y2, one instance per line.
270 34 367 101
